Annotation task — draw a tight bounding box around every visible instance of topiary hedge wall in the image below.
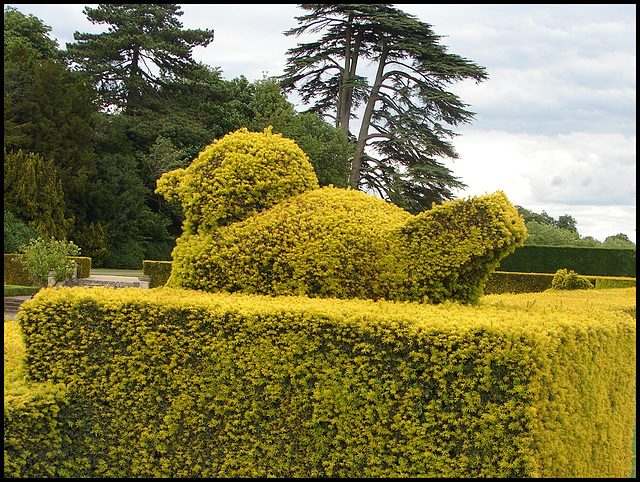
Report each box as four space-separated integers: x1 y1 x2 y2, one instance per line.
157 127 526 305
156 126 319 236
142 260 172 288
498 245 636 277
6 286 636 477
165 186 526 305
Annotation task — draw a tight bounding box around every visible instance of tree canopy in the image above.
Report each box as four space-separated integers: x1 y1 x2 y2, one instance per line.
280 4 488 212
3 5 633 267
66 4 214 113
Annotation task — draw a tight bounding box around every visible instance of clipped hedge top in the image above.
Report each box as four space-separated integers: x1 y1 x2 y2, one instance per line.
166 187 527 304
168 186 411 299
22 286 636 341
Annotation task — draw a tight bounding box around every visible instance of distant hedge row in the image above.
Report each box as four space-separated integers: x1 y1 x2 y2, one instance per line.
498 245 635 277
142 261 635 295
4 254 91 286
484 271 636 295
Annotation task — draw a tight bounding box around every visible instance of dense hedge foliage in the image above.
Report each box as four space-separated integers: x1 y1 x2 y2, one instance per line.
156 127 319 236
167 187 526 304
5 286 636 477
484 271 556 294
483 271 635 294
157 127 525 304
397 189 526 304
145 262 635 296
167 186 411 300
498 245 636 277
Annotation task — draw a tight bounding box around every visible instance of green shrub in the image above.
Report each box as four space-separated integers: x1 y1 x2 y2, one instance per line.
484 271 555 294
4 285 41 296
70 256 91 279
551 269 594 290
4 210 41 254
15 237 81 287
4 254 90 286
103 238 145 270
592 276 636 290
8 286 636 477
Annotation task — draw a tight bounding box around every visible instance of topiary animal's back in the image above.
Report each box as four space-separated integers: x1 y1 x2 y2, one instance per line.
167 186 412 300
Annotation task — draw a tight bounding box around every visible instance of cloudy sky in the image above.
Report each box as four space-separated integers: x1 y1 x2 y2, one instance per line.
7 3 637 242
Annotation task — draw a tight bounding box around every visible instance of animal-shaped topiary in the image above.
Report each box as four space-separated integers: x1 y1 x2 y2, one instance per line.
156 126 319 236
158 127 527 304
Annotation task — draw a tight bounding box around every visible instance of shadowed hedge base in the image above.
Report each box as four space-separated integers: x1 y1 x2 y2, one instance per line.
159 128 527 304
5 287 636 477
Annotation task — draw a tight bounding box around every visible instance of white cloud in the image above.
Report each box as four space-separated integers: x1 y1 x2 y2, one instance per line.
450 129 636 241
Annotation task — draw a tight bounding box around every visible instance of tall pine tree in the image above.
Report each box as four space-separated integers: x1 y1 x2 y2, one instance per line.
66 4 214 113
4 6 103 256
280 4 488 212
4 149 70 240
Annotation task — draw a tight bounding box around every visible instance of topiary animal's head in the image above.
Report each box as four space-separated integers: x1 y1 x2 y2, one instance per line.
398 191 528 303
156 127 319 236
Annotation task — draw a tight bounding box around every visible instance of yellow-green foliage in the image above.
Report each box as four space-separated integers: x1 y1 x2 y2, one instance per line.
398 190 527 303
591 276 636 290
485 271 555 294
7 286 635 477
551 268 594 290
3 254 32 286
155 126 525 304
155 127 319 235
70 256 91 279
167 186 411 300
167 187 526 304
4 318 69 478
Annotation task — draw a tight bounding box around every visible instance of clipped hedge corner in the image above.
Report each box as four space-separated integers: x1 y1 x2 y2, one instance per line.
142 260 172 288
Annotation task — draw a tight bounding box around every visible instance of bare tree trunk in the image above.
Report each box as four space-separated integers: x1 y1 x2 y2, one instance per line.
336 15 352 131
349 44 389 188
337 18 363 137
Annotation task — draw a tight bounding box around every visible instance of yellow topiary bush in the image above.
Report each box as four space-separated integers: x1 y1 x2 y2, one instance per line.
167 186 412 300
166 186 526 304
551 268 594 290
156 126 319 235
157 127 526 304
